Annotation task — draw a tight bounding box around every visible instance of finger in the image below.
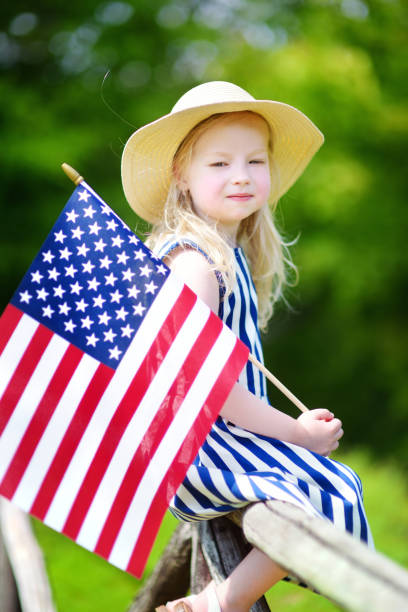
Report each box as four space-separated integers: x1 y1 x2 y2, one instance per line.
312 408 333 420
335 428 344 440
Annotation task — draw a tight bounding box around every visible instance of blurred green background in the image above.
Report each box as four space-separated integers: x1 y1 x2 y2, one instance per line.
1 0 407 609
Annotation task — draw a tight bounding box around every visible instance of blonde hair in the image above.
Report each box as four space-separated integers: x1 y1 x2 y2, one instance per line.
146 111 297 331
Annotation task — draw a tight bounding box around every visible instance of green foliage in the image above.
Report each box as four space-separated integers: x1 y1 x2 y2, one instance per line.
32 450 408 610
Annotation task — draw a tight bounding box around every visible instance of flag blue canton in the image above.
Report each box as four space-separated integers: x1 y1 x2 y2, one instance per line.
11 184 170 368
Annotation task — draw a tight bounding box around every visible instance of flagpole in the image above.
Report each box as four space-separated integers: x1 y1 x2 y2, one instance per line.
61 162 309 413
248 353 308 413
61 163 84 185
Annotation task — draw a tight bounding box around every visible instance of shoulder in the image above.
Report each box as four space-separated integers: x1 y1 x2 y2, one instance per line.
164 247 220 314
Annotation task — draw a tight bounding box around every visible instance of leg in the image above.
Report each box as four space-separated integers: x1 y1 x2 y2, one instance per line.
164 546 287 612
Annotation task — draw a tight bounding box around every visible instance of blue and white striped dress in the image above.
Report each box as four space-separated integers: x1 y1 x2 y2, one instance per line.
157 239 373 548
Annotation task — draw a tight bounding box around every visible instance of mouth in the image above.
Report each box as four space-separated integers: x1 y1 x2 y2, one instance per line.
227 193 253 201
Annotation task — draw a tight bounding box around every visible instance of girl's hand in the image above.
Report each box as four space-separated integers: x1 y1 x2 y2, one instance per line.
295 409 343 456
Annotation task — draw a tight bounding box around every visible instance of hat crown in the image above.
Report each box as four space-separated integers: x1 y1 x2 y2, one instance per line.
171 81 255 114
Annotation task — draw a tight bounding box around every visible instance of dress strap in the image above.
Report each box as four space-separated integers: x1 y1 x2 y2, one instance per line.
156 238 226 303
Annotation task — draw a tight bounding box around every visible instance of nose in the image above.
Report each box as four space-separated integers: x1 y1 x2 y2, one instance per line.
231 162 250 185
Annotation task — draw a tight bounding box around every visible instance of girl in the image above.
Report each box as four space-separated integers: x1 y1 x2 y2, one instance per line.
121 81 373 612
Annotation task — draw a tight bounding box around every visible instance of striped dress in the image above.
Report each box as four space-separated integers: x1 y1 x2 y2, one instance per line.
156 238 373 549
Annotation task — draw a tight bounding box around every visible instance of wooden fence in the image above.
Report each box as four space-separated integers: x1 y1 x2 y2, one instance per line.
2 498 408 611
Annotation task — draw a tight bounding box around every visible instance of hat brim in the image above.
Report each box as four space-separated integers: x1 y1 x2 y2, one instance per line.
121 99 324 223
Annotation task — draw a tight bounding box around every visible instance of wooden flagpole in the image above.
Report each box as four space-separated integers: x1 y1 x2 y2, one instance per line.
248 354 308 413
61 162 309 414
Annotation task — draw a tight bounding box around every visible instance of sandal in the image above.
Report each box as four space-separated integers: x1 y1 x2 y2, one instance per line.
155 581 221 611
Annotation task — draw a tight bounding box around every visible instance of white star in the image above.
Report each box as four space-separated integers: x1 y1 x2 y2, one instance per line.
81 315 94 330
99 255 112 270
156 263 167 275
77 243 90 257
70 281 82 295
88 221 101 235
58 302 71 316
42 305 54 318
71 226 84 240
133 302 146 316
42 250 55 263
139 264 152 278
83 204 96 217
129 235 139 246
121 323 134 338
104 272 117 286
98 311 111 325
110 289 123 303
134 249 146 261
75 298 88 312
82 260 95 274
94 238 106 252
106 219 118 231
87 277 100 291
103 328 117 343
36 288 49 301
48 267 60 281
53 284 65 298
59 247 72 261
19 290 32 303
100 204 111 215
64 319 76 333
64 264 77 278
86 333 99 347
115 306 128 321
66 210 79 223
78 190 91 203
108 346 122 360
112 235 124 248
93 294 106 308
31 270 43 283
145 281 158 295
127 285 140 299
122 268 135 282
54 230 66 243
117 251 129 265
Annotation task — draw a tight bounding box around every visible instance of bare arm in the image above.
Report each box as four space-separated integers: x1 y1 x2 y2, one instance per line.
165 248 343 456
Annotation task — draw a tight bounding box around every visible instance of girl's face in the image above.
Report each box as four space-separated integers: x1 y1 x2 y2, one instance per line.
182 114 271 242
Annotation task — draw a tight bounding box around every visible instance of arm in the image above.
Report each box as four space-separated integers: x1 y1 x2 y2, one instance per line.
165 248 343 456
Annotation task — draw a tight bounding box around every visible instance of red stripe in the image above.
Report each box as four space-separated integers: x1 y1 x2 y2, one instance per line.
30 362 115 520
61 285 196 540
0 304 23 356
0 323 53 436
94 310 223 559
127 336 249 577
0 344 83 499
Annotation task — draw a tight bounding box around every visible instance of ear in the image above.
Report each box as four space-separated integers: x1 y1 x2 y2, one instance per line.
173 164 189 191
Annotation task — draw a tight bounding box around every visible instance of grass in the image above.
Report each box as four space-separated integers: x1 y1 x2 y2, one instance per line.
31 449 408 611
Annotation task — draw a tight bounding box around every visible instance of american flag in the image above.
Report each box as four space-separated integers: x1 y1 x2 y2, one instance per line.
0 181 248 577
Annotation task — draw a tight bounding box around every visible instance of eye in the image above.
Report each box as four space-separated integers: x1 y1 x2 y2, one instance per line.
209 161 227 167
249 159 266 165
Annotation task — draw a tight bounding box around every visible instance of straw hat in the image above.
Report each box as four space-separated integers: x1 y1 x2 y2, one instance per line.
121 81 324 223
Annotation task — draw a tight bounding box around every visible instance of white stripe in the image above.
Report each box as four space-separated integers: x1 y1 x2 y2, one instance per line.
0 333 69 482
12 354 100 511
44 274 184 531
0 314 39 400
108 323 237 569
76 297 211 550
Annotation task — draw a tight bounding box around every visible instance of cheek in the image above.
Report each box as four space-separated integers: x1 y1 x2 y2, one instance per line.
258 171 271 200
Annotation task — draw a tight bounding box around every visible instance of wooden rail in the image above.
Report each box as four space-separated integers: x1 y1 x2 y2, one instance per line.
131 501 408 612
2 497 408 611
0 499 56 612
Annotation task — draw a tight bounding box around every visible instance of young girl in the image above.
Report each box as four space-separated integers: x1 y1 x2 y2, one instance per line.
121 81 373 612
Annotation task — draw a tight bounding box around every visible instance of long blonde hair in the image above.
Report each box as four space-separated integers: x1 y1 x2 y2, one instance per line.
146 111 296 331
